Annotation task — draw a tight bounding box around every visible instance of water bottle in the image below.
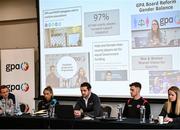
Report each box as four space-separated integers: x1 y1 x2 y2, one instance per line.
14 104 18 115
1 99 6 116
140 105 146 123
117 104 123 121
14 101 22 116
51 106 55 118
103 111 108 119
149 114 154 123
10 104 15 116
49 105 55 118
6 99 14 116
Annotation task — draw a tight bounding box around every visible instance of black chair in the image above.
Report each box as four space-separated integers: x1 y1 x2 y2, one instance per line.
101 104 112 118
20 103 29 113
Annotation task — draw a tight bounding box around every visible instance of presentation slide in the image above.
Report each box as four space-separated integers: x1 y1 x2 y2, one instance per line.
39 0 180 99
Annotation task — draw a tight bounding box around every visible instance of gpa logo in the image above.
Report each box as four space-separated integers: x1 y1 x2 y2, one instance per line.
160 17 173 26
7 83 30 92
6 62 29 72
21 62 29 71
175 15 180 24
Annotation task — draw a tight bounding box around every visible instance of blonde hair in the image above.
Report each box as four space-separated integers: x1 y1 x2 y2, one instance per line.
165 86 180 115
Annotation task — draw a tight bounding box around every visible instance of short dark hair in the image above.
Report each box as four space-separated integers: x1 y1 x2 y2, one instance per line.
0 85 9 93
80 82 91 90
129 82 141 89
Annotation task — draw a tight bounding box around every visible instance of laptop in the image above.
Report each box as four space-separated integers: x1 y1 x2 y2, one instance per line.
55 104 74 119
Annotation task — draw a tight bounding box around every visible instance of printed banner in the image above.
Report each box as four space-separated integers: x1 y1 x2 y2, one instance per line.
1 48 35 112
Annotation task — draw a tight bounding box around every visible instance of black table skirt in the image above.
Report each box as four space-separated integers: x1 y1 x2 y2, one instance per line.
0 115 178 129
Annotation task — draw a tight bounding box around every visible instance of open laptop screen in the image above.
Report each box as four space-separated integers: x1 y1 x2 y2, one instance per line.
55 105 74 119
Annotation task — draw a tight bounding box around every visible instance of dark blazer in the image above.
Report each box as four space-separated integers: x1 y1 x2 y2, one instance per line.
0 93 16 104
74 92 102 117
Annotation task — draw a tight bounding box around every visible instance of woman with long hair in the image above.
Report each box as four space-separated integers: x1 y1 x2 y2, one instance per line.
159 86 180 122
148 19 162 47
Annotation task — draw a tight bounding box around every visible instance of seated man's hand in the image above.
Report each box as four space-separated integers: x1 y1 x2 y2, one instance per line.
164 117 173 122
74 110 81 118
0 109 3 114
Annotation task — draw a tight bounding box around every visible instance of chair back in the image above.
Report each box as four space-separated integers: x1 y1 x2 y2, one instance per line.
101 104 112 117
20 103 29 113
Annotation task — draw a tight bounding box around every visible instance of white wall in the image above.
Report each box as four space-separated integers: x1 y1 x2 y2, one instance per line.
0 0 165 118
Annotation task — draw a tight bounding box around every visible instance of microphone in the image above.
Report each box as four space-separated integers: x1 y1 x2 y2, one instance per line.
50 99 57 107
48 99 57 118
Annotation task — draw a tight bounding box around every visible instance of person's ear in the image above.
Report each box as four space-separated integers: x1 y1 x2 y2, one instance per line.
137 88 141 92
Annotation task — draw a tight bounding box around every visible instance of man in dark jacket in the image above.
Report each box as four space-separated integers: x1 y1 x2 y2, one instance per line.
74 82 102 118
0 85 22 115
123 82 151 119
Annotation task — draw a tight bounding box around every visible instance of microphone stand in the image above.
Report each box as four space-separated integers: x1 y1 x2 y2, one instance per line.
2 99 6 116
48 107 51 129
47 99 56 128
48 105 55 129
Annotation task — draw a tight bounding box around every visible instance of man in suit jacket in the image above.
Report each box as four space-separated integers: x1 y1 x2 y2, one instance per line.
74 82 102 118
0 85 22 115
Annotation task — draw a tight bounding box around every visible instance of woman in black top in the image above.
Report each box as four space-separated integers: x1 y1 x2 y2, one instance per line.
38 86 58 110
159 86 180 122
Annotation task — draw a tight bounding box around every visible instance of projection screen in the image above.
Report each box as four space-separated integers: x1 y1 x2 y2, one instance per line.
38 0 180 99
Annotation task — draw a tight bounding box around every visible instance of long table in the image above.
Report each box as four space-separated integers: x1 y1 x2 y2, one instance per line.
0 115 179 129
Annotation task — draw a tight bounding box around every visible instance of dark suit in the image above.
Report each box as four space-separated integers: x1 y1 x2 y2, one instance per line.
74 92 102 117
0 93 16 104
